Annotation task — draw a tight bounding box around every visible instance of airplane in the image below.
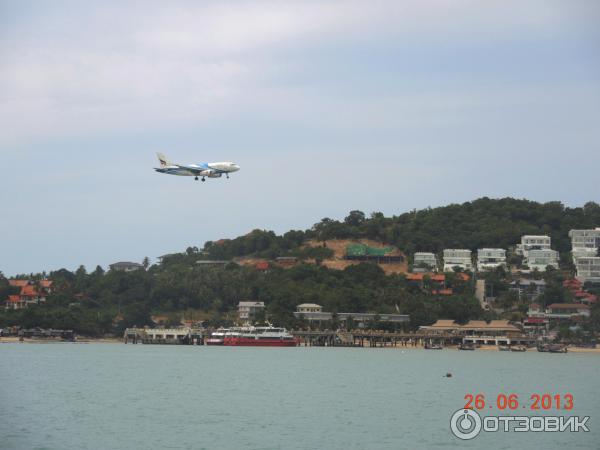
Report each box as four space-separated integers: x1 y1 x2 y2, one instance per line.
154 153 240 182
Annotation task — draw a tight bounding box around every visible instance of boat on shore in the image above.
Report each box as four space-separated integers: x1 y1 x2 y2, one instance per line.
424 342 443 350
548 344 567 353
510 345 527 352
498 345 510 351
223 326 299 347
458 342 476 351
537 343 568 353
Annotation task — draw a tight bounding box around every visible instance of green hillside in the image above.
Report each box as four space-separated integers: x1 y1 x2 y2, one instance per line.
1 197 599 336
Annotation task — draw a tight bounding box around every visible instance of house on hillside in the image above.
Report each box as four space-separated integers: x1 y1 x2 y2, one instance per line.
275 257 298 268
516 235 552 256
523 249 559 272
405 272 469 295
574 256 600 283
255 261 270 271
413 252 437 271
297 303 323 313
509 279 546 301
195 260 233 268
238 301 265 321
476 248 506 271
569 228 600 260
109 262 144 272
443 249 473 272
5 280 52 310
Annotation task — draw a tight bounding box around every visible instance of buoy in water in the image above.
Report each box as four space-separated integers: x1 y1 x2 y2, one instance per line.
445 373 452 378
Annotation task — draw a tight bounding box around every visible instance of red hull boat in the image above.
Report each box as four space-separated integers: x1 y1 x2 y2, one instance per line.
222 326 299 347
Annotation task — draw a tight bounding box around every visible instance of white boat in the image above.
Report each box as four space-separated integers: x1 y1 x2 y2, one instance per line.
206 328 229 345
223 326 299 347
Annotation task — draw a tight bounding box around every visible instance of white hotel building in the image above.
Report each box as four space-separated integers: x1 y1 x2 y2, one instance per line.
413 252 438 271
574 257 600 283
570 228 600 282
443 249 473 272
524 249 559 272
477 248 507 271
570 228 600 260
516 235 551 256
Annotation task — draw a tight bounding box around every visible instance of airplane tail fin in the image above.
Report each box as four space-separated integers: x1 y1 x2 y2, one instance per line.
157 152 171 167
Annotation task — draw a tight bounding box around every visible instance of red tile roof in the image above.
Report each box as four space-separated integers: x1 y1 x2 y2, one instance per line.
432 288 453 295
20 285 40 297
9 280 29 287
548 303 590 310
406 273 470 282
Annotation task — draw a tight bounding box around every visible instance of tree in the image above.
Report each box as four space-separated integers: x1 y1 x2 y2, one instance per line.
344 210 366 227
142 257 150 270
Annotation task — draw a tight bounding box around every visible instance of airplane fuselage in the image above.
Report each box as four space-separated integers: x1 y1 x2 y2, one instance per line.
154 160 240 180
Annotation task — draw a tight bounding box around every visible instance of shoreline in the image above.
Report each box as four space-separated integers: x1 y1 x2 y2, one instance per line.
2 336 599 352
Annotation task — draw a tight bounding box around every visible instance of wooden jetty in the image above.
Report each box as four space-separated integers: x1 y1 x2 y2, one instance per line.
291 330 460 347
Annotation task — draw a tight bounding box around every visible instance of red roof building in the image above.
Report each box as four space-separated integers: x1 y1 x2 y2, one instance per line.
255 261 270 271
4 279 51 310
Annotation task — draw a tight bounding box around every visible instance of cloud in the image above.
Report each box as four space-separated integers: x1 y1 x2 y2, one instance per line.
0 0 589 147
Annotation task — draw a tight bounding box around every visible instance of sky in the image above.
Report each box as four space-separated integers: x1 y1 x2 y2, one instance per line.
1 0 599 276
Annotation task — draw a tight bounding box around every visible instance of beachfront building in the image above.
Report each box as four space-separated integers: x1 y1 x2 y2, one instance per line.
413 252 437 271
525 303 591 329
476 248 506 271
442 249 473 272
570 228 600 260
124 327 203 344
523 249 559 272
574 257 600 283
418 319 531 346
515 235 551 256
238 301 265 321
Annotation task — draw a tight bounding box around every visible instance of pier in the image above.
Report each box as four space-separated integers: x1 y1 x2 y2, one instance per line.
292 330 536 347
124 327 203 345
291 330 462 347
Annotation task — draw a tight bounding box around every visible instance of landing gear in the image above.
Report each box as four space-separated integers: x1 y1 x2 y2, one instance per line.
226 173 229 179
201 177 206 182
194 176 199 181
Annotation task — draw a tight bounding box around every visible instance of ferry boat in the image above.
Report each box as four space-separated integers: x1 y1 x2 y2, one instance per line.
223 326 299 347
206 328 229 345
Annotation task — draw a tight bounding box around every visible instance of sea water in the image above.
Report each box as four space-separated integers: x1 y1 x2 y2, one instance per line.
1 344 598 450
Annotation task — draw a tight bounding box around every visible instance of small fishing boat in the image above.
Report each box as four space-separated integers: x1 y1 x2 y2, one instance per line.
498 345 510 351
424 342 443 350
458 342 476 351
510 345 527 352
548 344 567 353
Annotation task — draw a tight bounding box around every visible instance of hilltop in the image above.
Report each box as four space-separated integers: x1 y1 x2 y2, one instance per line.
201 197 600 262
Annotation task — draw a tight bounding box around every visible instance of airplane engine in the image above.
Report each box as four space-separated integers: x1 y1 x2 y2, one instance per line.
207 172 222 178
